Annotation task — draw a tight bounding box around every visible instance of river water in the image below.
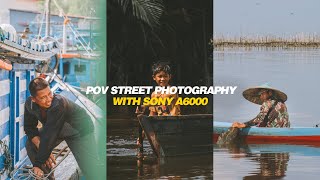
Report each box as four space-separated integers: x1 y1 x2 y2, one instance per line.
214 47 320 180
107 117 213 179
107 47 320 179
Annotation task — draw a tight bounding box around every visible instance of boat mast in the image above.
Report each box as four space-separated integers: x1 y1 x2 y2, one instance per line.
45 0 51 37
63 18 69 53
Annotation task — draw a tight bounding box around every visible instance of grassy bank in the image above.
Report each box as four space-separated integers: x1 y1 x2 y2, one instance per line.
212 33 320 48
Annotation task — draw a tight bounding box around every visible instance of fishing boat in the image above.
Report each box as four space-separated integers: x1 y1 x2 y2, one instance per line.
214 121 320 146
137 114 213 157
0 1 102 177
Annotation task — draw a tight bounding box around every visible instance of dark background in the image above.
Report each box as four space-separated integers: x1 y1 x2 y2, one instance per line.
107 0 213 116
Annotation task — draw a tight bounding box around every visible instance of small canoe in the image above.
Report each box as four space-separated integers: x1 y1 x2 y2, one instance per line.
138 117 320 157
214 121 320 146
138 114 213 157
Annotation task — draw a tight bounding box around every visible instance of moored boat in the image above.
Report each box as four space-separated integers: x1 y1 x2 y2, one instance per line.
214 121 320 146
138 114 213 157
138 117 320 158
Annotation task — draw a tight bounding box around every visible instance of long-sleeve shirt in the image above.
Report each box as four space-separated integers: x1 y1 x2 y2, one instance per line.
24 94 94 168
244 99 290 128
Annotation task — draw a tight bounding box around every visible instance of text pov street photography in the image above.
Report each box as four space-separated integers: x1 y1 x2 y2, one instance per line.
214 0 320 179
0 0 106 179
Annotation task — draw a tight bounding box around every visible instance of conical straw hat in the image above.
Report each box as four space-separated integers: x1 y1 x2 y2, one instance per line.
242 83 287 105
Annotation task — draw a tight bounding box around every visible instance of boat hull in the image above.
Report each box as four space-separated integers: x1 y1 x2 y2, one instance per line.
214 121 320 146
138 118 320 157
138 114 213 157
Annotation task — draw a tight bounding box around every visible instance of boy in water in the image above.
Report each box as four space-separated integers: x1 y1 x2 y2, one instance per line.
149 62 181 116
136 62 180 146
136 62 180 116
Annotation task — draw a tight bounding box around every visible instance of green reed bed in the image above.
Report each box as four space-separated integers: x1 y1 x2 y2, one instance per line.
212 33 320 48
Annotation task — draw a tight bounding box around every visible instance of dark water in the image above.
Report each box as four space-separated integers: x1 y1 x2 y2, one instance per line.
214 47 320 179
107 117 213 179
214 144 320 180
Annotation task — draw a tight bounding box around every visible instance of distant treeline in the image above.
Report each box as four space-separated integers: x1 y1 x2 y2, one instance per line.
213 33 320 48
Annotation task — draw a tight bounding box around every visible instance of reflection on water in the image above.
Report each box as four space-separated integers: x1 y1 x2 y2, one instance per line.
214 144 320 180
136 155 213 179
216 144 289 179
247 153 289 179
107 118 213 179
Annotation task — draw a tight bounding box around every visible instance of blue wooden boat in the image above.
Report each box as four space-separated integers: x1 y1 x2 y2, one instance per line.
0 64 36 179
214 121 320 146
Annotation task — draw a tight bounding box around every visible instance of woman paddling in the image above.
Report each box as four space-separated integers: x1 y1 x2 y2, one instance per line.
232 83 290 128
217 83 290 145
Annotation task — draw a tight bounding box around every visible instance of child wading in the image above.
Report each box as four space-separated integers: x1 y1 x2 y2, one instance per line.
136 62 181 146
149 62 180 116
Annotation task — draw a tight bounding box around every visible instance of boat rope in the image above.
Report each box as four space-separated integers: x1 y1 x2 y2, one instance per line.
0 140 12 175
10 146 71 180
44 63 104 126
36 1 103 122
67 23 92 54
52 0 94 54
37 8 46 40
44 40 103 121
35 37 62 75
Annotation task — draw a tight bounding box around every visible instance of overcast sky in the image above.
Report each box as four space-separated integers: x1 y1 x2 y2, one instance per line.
214 0 320 36
0 0 38 24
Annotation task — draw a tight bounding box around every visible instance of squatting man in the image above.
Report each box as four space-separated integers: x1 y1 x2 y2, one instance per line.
24 77 104 179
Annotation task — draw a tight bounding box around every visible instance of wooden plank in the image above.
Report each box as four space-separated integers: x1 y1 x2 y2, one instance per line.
138 115 162 157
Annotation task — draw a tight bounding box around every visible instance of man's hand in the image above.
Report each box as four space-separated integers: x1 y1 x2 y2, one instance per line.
45 153 56 169
32 136 56 169
232 122 246 128
33 167 44 178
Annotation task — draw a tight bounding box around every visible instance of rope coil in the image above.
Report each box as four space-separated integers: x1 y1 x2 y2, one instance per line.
10 146 71 179
0 140 12 175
